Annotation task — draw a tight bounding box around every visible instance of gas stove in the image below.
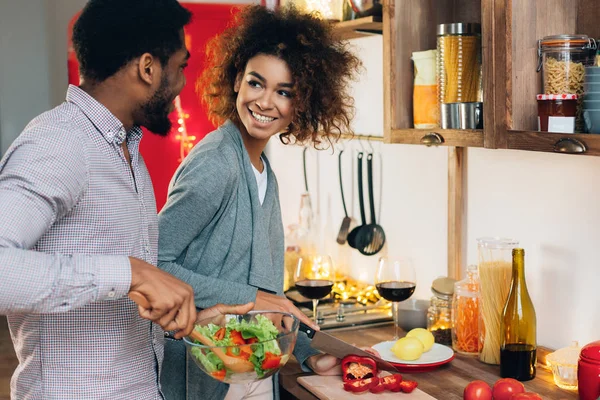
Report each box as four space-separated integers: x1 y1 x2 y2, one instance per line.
285 290 393 330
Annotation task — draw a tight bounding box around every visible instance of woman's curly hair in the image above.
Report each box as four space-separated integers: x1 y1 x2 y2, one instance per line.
198 5 362 147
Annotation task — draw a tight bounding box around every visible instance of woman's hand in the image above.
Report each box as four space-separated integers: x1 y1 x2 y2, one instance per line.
306 354 342 376
254 290 319 330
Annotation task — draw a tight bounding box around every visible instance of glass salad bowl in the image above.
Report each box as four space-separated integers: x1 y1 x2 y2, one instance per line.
183 311 299 384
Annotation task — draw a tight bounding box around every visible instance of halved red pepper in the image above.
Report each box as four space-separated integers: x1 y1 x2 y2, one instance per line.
343 377 379 393
341 355 378 382
261 352 281 370
380 374 403 392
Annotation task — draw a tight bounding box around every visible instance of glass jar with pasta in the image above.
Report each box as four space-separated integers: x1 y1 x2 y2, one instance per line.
436 23 482 105
476 237 518 365
537 35 597 132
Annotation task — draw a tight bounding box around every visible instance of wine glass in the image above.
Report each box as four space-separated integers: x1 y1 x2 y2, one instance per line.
294 255 335 324
376 257 417 340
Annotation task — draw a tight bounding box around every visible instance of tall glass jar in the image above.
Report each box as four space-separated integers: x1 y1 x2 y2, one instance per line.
452 265 481 356
537 35 597 132
437 23 482 104
477 237 518 365
427 277 455 346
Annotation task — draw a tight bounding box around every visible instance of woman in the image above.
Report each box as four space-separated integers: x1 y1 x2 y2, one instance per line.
158 5 361 399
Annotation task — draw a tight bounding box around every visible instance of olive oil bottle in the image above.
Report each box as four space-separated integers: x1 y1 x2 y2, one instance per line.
500 248 537 381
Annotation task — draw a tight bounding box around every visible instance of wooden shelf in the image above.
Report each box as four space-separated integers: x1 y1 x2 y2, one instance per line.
333 16 382 40
507 130 600 156
387 128 484 147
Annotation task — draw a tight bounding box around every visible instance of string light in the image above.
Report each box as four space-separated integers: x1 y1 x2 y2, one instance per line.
173 95 196 162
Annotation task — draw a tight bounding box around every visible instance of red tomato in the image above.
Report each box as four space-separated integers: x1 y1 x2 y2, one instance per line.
211 369 226 381
213 327 226 341
229 330 246 345
463 380 493 400
492 378 525 400
261 352 281 370
511 393 542 400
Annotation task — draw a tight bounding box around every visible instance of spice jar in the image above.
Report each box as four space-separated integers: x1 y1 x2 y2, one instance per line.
537 94 578 133
452 265 481 356
437 23 482 104
427 277 456 346
578 340 600 400
537 35 597 132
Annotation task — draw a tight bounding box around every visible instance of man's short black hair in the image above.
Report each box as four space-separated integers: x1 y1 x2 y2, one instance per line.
72 0 192 82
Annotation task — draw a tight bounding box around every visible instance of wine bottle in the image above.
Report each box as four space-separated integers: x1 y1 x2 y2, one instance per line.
500 248 537 381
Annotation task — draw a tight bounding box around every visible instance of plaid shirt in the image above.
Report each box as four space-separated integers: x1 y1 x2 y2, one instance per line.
0 85 164 399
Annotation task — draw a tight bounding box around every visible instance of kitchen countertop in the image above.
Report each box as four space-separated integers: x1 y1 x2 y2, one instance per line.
279 324 577 400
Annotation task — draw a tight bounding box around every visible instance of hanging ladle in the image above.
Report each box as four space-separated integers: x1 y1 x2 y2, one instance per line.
357 153 386 256
336 150 352 244
347 152 366 249
128 291 254 373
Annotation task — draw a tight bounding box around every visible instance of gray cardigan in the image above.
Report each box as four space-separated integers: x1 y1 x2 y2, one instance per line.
157 121 320 400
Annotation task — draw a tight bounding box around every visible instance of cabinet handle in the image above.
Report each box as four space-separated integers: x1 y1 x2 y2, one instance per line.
420 132 444 146
553 138 587 154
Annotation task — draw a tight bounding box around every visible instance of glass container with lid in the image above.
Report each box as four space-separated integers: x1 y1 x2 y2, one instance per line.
477 237 518 365
437 23 482 104
537 35 597 132
427 276 456 346
452 265 481 356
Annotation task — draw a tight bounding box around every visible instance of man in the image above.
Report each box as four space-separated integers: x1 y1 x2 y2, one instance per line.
0 1 248 398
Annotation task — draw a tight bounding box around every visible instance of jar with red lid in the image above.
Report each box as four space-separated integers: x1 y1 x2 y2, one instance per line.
578 340 600 400
537 94 578 133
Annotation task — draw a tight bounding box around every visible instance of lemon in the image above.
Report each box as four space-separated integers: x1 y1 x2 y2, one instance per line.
406 328 435 352
391 337 424 361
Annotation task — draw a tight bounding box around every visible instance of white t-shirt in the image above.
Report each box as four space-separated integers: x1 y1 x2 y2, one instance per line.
251 158 268 205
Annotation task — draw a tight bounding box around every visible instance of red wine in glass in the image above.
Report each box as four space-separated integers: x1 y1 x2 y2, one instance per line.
295 279 334 300
376 281 416 302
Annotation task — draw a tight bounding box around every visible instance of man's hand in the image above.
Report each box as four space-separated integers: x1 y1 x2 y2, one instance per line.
306 354 342 376
254 290 319 331
128 257 196 339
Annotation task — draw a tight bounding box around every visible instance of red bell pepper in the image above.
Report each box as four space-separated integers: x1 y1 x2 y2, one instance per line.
261 352 281 370
380 374 403 392
229 330 246 345
369 380 387 394
399 380 418 393
341 355 378 382
343 377 379 393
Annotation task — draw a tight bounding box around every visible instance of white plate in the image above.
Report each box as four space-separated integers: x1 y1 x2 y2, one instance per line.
372 341 455 366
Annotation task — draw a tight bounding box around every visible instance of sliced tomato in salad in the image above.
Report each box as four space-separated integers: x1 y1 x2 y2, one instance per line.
211 369 226 381
229 330 246 345
246 337 259 344
261 352 282 370
213 327 226 341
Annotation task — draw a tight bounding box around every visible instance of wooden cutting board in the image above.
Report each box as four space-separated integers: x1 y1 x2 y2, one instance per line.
297 374 437 400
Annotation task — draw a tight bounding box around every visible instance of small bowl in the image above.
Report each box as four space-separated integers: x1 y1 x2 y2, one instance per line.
184 311 299 384
396 298 429 331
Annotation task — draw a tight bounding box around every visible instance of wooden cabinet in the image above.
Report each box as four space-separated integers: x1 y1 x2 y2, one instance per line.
366 0 600 155
494 0 600 155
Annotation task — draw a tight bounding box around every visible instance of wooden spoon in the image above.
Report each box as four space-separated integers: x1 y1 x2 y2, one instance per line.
128 291 255 373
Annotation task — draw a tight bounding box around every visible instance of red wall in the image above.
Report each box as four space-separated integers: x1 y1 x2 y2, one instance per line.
68 3 243 210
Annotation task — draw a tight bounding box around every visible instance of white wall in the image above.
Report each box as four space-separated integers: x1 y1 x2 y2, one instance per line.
268 35 600 351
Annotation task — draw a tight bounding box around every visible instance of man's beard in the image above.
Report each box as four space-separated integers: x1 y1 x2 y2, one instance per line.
141 74 173 136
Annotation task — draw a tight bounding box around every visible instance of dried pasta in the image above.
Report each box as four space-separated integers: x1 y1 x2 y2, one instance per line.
478 261 512 365
438 35 481 103
543 57 586 132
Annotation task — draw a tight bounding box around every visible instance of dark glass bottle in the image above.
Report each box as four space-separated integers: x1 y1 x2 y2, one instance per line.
500 248 537 381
